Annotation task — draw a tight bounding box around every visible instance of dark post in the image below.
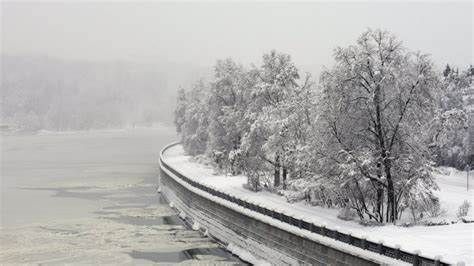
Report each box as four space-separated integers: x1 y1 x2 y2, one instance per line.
361 237 367 250
377 241 384 254
413 250 420 266
394 245 401 259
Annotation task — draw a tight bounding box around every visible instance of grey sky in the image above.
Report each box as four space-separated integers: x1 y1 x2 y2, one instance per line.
2 1 472 76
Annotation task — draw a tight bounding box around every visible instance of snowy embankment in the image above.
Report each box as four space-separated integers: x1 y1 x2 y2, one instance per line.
163 144 474 265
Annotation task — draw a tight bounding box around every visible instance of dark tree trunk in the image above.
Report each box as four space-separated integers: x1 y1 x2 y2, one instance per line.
373 82 397 223
375 161 384 222
274 155 280 187
384 159 396 223
282 167 287 190
376 185 384 223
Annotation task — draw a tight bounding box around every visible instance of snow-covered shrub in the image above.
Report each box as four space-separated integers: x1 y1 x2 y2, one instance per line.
433 167 452 176
457 200 471 218
210 150 225 168
281 176 342 207
407 196 438 222
242 167 264 192
242 181 262 192
402 179 440 222
278 189 305 203
337 207 357 221
240 156 269 192
423 219 451 226
190 154 215 168
228 149 244 175
426 199 446 218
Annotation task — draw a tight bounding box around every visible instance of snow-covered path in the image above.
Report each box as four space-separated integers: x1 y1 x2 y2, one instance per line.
0 128 242 264
164 144 474 265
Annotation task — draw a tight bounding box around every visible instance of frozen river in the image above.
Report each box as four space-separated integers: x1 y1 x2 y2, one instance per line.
0 127 243 264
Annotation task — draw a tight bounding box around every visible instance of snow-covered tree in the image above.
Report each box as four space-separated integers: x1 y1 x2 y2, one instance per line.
176 81 210 156
318 29 439 222
427 67 471 169
206 58 255 174
443 64 451 77
242 51 304 188
174 88 187 134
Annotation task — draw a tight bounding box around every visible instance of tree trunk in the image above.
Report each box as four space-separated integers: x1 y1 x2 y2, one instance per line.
274 155 280 187
375 159 385 222
376 185 384 223
282 167 287 190
385 160 396 223
373 82 397 223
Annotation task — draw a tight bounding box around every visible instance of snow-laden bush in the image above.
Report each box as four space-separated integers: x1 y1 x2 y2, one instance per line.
399 176 441 223
284 176 341 207
457 200 471 218
278 189 305 203
406 193 441 222
337 207 357 221
426 199 446 218
190 154 216 168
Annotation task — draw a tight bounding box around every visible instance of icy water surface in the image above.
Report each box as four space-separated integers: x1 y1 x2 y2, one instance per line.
0 128 243 264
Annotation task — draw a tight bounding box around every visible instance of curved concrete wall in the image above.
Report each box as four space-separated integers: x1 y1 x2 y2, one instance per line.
160 169 381 265
158 144 395 265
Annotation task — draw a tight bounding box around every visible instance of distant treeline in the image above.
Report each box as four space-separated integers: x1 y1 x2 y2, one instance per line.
1 55 208 131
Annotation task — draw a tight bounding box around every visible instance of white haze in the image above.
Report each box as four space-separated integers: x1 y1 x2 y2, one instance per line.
1 55 208 130
1 1 472 130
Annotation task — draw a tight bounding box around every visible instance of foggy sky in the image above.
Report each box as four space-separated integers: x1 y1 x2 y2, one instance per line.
2 1 473 76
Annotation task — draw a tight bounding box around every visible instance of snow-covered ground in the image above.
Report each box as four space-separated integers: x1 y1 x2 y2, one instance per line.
163 144 474 265
1 128 242 264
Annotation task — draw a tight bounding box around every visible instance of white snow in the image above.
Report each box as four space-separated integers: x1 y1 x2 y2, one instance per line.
163 144 474 265
433 167 474 220
227 243 270 266
192 222 201 231
179 211 187 220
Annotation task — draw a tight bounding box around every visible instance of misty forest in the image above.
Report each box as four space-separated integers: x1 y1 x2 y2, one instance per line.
2 55 207 130
175 29 473 224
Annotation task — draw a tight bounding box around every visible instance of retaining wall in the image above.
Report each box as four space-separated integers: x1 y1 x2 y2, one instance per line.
158 143 448 265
